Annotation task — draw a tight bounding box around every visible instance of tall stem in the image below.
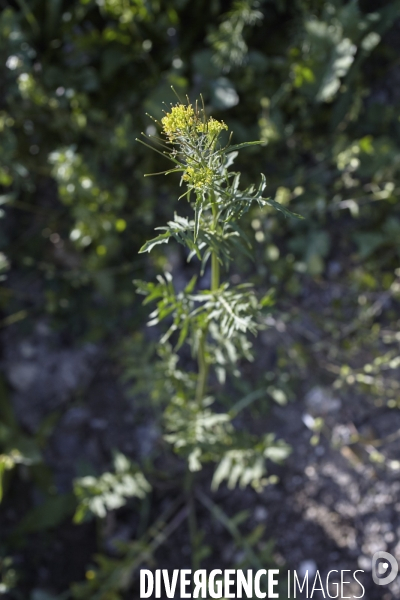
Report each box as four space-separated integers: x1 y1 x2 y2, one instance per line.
195 196 219 404
191 195 220 569
195 332 208 403
211 252 220 292
185 468 200 572
211 198 220 291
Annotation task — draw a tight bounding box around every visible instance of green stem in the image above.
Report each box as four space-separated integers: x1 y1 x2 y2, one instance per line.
185 469 200 571
211 251 220 292
195 196 220 404
195 332 208 403
211 196 220 291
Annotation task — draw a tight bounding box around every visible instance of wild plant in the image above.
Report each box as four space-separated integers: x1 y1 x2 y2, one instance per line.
134 98 299 561
71 97 300 597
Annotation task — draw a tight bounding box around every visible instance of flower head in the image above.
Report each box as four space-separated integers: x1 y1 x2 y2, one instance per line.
182 165 213 190
161 104 196 140
161 103 227 145
197 117 228 138
160 103 228 192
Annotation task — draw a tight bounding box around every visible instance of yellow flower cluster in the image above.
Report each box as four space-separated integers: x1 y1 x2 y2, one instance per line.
161 103 228 190
162 104 227 142
197 117 228 137
182 165 213 190
161 104 195 138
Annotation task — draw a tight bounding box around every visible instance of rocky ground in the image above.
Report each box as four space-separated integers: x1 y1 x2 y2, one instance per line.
2 277 400 599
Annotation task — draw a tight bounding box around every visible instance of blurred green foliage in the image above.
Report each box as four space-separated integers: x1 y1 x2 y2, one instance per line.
73 452 151 523
1 0 400 338
2 0 400 597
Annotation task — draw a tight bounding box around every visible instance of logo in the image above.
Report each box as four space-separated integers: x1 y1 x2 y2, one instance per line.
372 551 398 586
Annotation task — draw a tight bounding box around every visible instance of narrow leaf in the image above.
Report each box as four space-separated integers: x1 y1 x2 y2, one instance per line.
139 233 171 253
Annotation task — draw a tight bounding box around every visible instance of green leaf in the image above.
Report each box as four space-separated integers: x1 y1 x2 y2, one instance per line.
139 232 171 253
73 458 151 522
264 198 304 219
227 141 263 152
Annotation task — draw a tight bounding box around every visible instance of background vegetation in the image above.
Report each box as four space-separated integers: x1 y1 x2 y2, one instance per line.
2 0 400 598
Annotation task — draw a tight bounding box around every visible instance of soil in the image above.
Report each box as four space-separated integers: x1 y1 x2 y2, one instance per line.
2 268 400 600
